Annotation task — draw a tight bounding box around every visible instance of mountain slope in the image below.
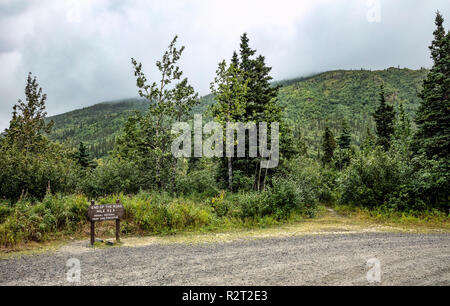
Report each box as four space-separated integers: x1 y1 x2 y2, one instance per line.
46 68 429 158
278 67 428 151
47 98 148 157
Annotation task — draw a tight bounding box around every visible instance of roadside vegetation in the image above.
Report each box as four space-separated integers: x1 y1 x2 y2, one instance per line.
0 13 448 249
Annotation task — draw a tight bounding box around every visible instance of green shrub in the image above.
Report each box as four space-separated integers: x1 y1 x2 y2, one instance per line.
120 191 215 234
232 177 319 220
0 194 89 246
0 202 11 224
0 142 78 202
270 177 318 218
407 156 449 211
282 157 337 204
0 186 320 247
175 169 219 197
79 158 140 197
337 148 408 208
236 191 271 219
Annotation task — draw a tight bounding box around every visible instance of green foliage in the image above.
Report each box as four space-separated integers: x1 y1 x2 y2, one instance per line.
45 68 428 160
392 102 413 161
210 61 248 122
4 72 54 152
338 120 351 150
337 148 408 208
174 168 219 197
122 192 214 234
115 36 199 191
210 60 248 191
333 148 353 171
236 176 318 220
336 148 449 211
47 99 148 158
278 68 427 154
362 127 376 152
413 11 450 161
79 158 140 198
74 142 91 169
212 33 287 192
406 155 449 210
0 189 320 247
373 85 396 151
0 74 79 202
0 194 89 246
283 157 337 203
0 141 79 202
321 126 336 165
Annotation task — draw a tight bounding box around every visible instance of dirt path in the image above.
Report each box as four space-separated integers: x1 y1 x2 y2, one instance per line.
1 231 449 286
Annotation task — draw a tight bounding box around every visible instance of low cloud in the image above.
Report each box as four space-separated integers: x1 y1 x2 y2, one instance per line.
0 0 449 131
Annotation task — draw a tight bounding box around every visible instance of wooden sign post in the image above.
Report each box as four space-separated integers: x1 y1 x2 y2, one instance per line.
88 199 124 246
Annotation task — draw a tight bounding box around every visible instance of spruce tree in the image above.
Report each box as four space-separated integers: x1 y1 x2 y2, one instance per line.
413 11 450 160
321 127 336 165
75 142 90 169
335 120 352 169
338 120 351 150
232 33 283 190
373 85 395 151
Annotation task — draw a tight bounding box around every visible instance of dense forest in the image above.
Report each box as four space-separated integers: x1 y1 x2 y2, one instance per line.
46 68 428 158
0 12 448 247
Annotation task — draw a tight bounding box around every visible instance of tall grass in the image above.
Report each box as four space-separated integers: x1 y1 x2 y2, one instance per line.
0 187 318 247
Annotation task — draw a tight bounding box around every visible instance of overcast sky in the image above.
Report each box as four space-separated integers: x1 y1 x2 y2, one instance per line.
0 0 449 131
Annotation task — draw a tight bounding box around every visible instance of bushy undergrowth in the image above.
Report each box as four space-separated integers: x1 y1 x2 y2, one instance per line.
0 186 319 247
233 177 318 220
79 158 141 198
337 149 449 211
174 169 220 197
0 194 89 246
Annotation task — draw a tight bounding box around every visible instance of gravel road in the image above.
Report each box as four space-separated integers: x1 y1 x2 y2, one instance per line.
1 233 449 286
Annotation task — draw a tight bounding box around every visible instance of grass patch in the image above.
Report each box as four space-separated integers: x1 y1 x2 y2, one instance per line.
333 204 450 229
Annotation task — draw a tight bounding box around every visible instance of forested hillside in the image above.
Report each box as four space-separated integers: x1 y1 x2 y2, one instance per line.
46 98 147 157
278 68 428 153
47 68 428 158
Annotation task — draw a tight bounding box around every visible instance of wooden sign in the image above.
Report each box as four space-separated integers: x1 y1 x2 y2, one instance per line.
88 200 124 246
88 202 124 221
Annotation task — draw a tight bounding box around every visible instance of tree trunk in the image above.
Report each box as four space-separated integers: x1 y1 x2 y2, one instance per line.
228 157 233 192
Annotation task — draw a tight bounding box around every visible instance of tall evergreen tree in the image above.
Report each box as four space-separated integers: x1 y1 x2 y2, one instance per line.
75 142 90 169
321 127 336 165
413 11 450 160
230 33 284 190
373 85 395 151
334 120 352 170
338 119 351 150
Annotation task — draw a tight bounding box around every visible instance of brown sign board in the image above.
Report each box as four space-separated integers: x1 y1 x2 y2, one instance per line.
88 203 124 222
